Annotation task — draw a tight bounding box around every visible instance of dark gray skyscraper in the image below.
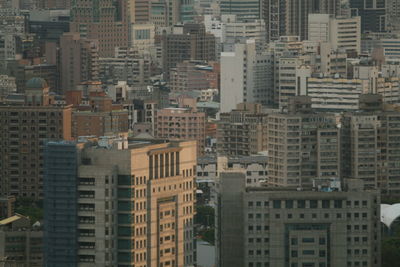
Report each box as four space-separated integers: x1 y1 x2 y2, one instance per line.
262 0 342 41
350 0 386 32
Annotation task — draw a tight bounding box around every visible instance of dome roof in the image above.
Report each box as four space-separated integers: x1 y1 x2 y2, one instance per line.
26 77 48 89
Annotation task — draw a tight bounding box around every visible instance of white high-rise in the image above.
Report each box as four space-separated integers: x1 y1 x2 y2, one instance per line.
220 39 273 112
308 14 361 54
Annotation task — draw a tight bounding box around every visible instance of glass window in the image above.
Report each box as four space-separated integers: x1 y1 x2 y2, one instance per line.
286 200 294 209
310 200 318 208
302 250 315 255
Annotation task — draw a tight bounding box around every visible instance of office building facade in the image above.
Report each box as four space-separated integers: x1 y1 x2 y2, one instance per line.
217 172 381 267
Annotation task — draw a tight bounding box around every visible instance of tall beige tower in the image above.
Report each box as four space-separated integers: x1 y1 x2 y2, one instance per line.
44 138 197 266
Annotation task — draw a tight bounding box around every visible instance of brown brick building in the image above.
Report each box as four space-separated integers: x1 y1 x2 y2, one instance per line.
0 78 72 199
161 24 216 79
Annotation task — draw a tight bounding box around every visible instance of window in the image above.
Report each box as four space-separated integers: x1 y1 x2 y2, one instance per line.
310 200 318 208
298 200 306 208
256 201 262 207
291 238 298 245
302 238 314 243
286 200 294 209
291 250 298 257
322 200 330 208
319 250 326 257
319 238 326 245
273 200 281 209
334 200 342 208
303 250 315 255
248 202 253 207
248 214 254 219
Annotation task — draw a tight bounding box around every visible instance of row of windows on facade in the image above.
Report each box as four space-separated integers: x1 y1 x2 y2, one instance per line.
247 261 370 267
247 199 372 209
247 211 371 222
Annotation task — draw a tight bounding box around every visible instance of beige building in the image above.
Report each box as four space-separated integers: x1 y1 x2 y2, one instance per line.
217 172 381 267
217 103 268 156
70 138 196 266
131 23 156 54
0 214 43 267
309 14 361 54
155 101 206 155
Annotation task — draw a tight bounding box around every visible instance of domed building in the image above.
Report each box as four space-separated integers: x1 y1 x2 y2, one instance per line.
26 77 48 90
25 77 50 106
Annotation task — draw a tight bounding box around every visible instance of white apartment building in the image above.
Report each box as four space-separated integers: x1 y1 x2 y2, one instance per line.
308 14 361 54
306 76 363 111
221 39 273 112
278 57 312 110
204 15 266 51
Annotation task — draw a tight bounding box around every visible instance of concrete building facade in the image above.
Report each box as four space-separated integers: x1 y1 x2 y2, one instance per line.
217 172 381 267
217 103 268 156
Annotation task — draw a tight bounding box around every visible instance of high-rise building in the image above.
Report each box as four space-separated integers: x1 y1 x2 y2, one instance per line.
155 98 206 155
340 95 400 195
267 97 340 187
161 24 216 79
221 39 273 112
308 14 361 54
387 0 400 31
44 138 197 267
0 77 72 199
217 103 268 156
220 0 261 21
350 0 386 32
277 57 312 110
98 47 152 87
59 33 99 92
262 0 342 41
329 15 361 55
216 172 381 267
69 0 129 57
